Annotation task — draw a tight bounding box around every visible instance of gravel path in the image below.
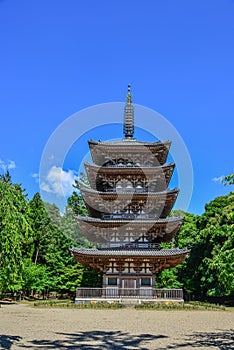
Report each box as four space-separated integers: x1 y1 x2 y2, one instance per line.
0 303 234 349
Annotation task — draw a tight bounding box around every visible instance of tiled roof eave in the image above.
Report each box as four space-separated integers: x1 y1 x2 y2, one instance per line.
71 246 190 257
77 216 184 224
88 140 171 147
84 162 175 172
80 188 179 197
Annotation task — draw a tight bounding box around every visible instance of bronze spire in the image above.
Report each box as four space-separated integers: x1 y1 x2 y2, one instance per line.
123 84 134 139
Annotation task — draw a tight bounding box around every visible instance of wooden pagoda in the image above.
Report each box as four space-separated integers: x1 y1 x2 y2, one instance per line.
71 85 189 301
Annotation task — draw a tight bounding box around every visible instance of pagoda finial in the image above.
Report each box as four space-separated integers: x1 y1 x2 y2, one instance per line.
127 84 132 104
123 84 134 139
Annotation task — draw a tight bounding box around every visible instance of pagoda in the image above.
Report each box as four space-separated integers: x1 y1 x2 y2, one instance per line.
71 86 189 301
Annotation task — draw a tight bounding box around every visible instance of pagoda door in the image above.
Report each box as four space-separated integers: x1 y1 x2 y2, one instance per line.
122 279 137 296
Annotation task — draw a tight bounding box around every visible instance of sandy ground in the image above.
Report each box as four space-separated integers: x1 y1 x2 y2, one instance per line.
0 303 234 349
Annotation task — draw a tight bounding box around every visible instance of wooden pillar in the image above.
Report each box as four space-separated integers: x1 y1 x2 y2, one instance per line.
152 274 156 288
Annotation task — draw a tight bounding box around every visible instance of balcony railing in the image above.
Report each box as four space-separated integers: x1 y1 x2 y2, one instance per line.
96 242 161 250
76 288 183 300
104 188 149 193
101 213 153 220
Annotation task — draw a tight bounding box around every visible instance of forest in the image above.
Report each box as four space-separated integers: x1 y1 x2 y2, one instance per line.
0 171 233 301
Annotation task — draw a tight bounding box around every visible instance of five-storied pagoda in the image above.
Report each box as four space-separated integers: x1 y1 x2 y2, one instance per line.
71 86 189 302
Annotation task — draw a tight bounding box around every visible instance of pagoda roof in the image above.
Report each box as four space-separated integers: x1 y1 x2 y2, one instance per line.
71 245 189 273
81 187 178 198
88 139 171 147
77 215 183 225
81 187 179 219
71 246 189 272
88 139 171 166
85 162 175 192
84 162 175 174
71 246 189 257
77 215 184 243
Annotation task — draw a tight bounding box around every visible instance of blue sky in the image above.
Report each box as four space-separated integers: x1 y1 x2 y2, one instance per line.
0 0 234 214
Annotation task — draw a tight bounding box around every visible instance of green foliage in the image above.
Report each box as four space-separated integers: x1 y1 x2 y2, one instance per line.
60 206 90 246
135 301 225 310
0 179 89 297
156 269 183 289
195 193 234 297
68 172 89 217
80 268 102 288
44 202 61 227
34 300 124 308
222 174 234 185
0 174 33 293
157 196 234 298
172 194 234 297
22 259 49 293
67 191 87 217
26 192 100 294
64 191 101 287
27 193 85 294
73 172 90 190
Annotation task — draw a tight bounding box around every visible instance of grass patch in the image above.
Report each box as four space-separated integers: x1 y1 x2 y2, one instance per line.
33 300 226 310
34 300 125 309
135 301 225 310
185 301 226 310
34 299 72 307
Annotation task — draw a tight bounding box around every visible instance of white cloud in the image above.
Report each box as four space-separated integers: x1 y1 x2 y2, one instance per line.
0 159 16 172
40 166 77 197
212 175 224 184
48 154 55 161
32 173 39 183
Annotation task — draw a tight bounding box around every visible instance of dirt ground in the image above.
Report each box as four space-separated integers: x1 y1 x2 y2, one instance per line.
0 303 234 349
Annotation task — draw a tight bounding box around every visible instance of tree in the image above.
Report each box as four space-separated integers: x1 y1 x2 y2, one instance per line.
191 193 234 297
222 174 234 185
156 269 183 289
158 199 234 298
27 193 51 265
68 171 89 216
22 259 50 296
67 191 87 217
65 181 102 287
60 206 90 246
44 202 62 227
156 212 201 294
28 193 86 295
73 172 90 190
0 174 33 293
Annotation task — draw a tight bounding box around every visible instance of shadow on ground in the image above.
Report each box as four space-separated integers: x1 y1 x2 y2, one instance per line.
22 330 167 349
157 329 234 350
0 335 22 349
2 329 233 349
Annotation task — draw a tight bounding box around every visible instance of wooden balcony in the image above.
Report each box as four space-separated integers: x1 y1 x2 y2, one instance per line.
101 213 152 220
96 242 161 250
76 288 183 300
